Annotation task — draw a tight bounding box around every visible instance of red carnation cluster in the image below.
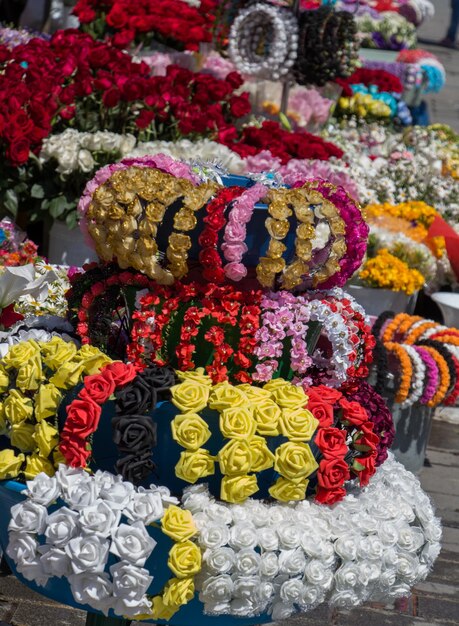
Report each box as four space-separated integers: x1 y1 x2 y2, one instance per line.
336 68 404 97
73 0 218 51
218 120 344 164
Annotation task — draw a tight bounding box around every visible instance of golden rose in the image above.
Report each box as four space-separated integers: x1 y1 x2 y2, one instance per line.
10 422 36 453
3 340 41 370
4 389 33 424
274 441 318 480
167 540 202 578
218 439 253 475
279 408 319 441
171 413 211 451
270 384 308 410
150 596 179 620
77 345 112 375
162 577 195 607
0 365 9 392
23 454 54 479
250 435 275 472
176 367 213 387
219 407 256 439
0 449 24 479
269 476 308 502
161 505 197 542
41 337 77 370
35 383 62 422
50 360 86 389
170 381 210 413
175 449 215 484
221 474 258 504
253 400 281 436
235 384 271 401
208 382 248 411
34 420 59 458
16 353 43 392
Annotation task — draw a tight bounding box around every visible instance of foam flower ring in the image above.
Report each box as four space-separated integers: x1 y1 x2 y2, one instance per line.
384 342 414 404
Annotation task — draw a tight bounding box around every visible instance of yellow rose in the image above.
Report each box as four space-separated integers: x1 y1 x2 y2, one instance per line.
76 345 112 375
176 367 213 387
50 360 86 389
23 454 54 479
10 422 36 453
161 505 197 542
41 337 77 370
151 596 179 620
3 340 41 370
0 403 7 435
269 476 308 502
221 474 258 503
236 384 271 401
170 381 210 413
175 449 215 484
168 540 202 578
34 420 59 458
219 407 256 439
4 389 33 424
270 384 307 410
263 378 289 392
0 449 25 479
253 400 281 436
274 442 318 480
218 439 253 475
250 435 275 472
162 577 195 607
279 408 319 441
0 365 9 392
16 353 43 392
53 448 66 468
35 383 62 422
171 413 211 451
208 382 248 411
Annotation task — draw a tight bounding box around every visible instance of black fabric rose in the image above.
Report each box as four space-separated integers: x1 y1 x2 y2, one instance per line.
112 414 157 454
116 448 155 485
140 364 176 395
115 375 157 415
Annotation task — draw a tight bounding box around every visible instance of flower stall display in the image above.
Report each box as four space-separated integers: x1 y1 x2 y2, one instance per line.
353 8 417 50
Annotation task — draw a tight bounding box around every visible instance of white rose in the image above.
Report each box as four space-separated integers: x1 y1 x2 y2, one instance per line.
278 548 306 576
357 513 379 534
39 545 72 578
124 489 164 525
302 535 334 564
423 521 442 543
69 571 113 615
229 505 250 523
379 568 396 588
79 500 121 538
204 547 235 575
334 535 358 561
16 556 49 587
77 149 95 173
257 580 274 604
229 524 257 550
270 601 295 620
397 526 425 552
110 561 153 616
358 561 381 584
382 547 398 569
335 562 361 590
378 521 399 546
65 535 109 574
235 549 260 576
230 597 258 617
358 536 384 561
56 147 79 174
277 522 301 549
301 584 321 607
395 552 419 584
60 471 98 510
6 532 39 565
398 500 416 523
199 522 230 549
421 541 441 564
200 575 234 604
233 576 261 600
152 484 178 507
259 552 279 578
304 559 333 590
268 507 291 526
45 507 80 547
205 502 233 525
245 501 268 528
26 473 60 506
110 521 156 567
100 476 134 510
258 528 279 552
203 601 231 615
93 470 116 492
280 578 303 603
9 501 47 534
182 484 210 514
119 134 137 155
330 589 361 608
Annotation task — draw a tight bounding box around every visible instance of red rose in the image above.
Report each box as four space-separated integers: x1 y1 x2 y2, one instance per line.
6 138 30 166
306 400 334 427
59 436 90 468
315 427 348 459
229 94 251 118
339 398 369 427
226 71 244 90
198 229 218 248
102 87 121 108
355 452 377 487
106 7 129 29
60 106 76 121
317 457 350 489
103 361 137 386
64 398 102 439
135 109 155 129
80 371 116 404
199 247 221 267
315 485 346 505
203 267 225 283
354 428 380 453
308 385 342 405
112 30 135 48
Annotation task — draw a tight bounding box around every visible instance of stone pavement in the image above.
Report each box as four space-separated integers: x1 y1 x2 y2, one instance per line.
0 413 458 626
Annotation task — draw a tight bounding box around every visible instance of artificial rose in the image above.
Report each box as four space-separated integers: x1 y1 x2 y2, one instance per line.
339 398 369 428
306 400 334 428
50 359 86 389
354 452 377 487
151 595 179 621
270 383 308 410
112 414 156 453
175 449 215 484
315 484 347 504
99 474 134 509
218 439 253 475
64 398 102 439
110 521 156 567
220 474 258 504
34 420 59 458
279 408 319 441
68 571 113 615
269 476 308 502
23 454 54 479
198 522 230 549
115 448 156 485
162 505 197 542
66 534 109 574
250 435 275 472
10 422 36 452
171 413 211 450
315 427 348 459
163 576 195 607
200 574 234 605
6 532 39 566
253 400 281 436
307 386 342 405
176 367 212 387
124 488 164 524
208 382 248 410
41 337 77 369
59 436 90 468
77 345 112 375
35 383 62 422
26 472 60 506
235 384 271 401
78 501 120 538
168 540 202 578
8 500 47 533
4 389 33 424
102 361 137 386
205 547 235 575
80 371 116 404
39 545 72 578
274 442 318 480
115 376 156 415
3 339 41 369
170 380 210 412
110 561 153 617
0 365 9 392
317 457 350 489
219 406 256 439
141 364 176 392
354 427 380 454
16 354 42 392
